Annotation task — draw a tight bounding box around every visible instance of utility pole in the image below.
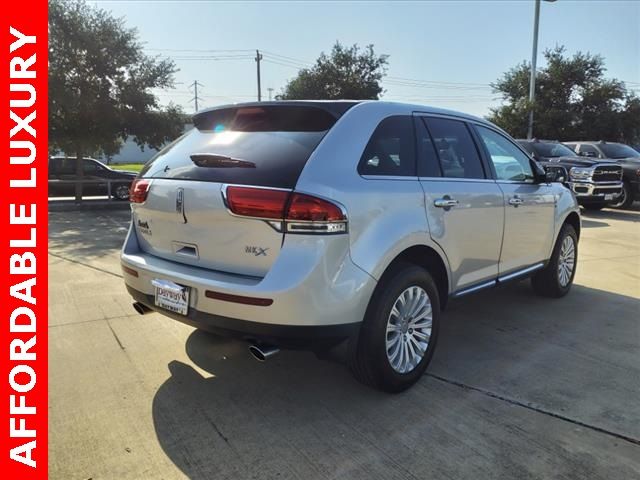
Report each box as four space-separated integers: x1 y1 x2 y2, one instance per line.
527 0 540 140
528 0 556 139
267 87 274 101
255 50 263 101
190 80 203 112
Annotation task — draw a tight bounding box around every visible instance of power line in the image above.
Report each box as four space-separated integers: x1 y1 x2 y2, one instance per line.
262 58 304 70
169 55 254 61
145 48 254 53
261 50 313 67
386 75 491 87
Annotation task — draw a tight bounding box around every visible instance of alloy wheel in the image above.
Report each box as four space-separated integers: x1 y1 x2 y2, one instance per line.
385 286 432 374
557 236 575 287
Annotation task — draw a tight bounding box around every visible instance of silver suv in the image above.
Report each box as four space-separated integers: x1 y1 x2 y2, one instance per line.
121 101 580 392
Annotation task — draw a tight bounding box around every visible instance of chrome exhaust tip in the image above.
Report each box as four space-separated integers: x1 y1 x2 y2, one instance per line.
248 344 280 362
132 302 152 315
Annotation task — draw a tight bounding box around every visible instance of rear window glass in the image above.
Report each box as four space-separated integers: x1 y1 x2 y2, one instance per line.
49 158 76 175
140 106 338 188
529 142 577 158
599 143 640 159
358 116 416 176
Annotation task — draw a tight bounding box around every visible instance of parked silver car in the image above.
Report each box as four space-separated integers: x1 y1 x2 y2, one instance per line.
121 101 580 392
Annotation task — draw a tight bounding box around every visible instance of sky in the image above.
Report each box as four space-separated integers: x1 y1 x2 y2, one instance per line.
96 0 640 117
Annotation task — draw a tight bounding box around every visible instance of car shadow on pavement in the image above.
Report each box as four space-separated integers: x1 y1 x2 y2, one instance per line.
581 218 609 228
580 204 639 223
48 210 131 261
151 281 640 479
151 334 391 479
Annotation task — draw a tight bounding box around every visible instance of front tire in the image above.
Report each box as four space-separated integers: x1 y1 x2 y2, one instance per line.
610 181 634 209
531 224 578 298
349 263 440 393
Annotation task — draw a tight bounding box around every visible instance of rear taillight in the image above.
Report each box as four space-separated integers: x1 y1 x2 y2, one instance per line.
285 193 347 233
225 186 289 219
224 186 347 234
129 179 151 204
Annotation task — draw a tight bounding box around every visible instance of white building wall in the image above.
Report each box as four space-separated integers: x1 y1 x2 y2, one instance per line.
98 124 193 165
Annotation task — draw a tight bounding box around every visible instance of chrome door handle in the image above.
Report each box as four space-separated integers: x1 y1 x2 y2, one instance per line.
434 198 459 208
509 197 523 206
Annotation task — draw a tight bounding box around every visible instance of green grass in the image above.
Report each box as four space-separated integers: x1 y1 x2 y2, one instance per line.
112 163 145 172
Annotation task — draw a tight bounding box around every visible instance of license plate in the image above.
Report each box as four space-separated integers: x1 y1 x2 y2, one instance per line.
152 279 189 315
605 194 614 201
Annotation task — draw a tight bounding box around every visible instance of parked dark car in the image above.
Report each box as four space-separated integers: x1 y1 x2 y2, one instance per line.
517 139 623 210
48 157 137 200
563 141 640 209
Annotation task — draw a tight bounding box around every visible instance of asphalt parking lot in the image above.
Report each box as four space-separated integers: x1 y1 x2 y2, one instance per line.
49 205 640 479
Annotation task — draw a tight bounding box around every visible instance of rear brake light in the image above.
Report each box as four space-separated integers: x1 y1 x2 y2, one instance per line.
129 179 151 204
287 193 345 222
226 186 289 219
223 186 347 234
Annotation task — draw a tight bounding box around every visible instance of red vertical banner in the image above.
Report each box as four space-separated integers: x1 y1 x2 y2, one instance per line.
1 1 48 478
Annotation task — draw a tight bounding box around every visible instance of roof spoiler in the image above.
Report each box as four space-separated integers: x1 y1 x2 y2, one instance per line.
192 101 361 130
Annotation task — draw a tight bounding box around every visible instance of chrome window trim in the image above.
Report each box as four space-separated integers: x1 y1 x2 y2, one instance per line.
418 176 496 184
495 179 537 185
360 175 420 181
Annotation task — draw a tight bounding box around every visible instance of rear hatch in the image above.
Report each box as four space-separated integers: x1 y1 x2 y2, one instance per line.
130 103 348 277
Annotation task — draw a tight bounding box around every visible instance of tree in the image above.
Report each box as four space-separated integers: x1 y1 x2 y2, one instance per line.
48 0 184 200
489 46 640 143
279 42 388 100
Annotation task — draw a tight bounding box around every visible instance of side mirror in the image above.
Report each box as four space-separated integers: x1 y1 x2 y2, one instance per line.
530 158 547 183
545 170 558 183
580 151 597 158
543 165 567 183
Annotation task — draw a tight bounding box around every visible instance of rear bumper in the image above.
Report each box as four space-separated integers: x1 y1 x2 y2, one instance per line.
121 223 376 342
127 286 359 349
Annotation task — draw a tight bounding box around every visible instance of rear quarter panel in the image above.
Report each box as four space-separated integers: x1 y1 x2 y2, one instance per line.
295 102 450 284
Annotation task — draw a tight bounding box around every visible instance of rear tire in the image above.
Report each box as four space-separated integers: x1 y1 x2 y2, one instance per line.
113 184 130 201
348 263 440 393
531 224 578 298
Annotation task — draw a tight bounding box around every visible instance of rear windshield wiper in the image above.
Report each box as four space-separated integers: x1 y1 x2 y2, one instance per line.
190 153 256 168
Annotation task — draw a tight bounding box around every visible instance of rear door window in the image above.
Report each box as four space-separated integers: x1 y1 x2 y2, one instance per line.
83 159 104 175
358 116 416 176
57 158 76 175
139 105 340 189
578 144 599 157
424 118 485 179
49 159 59 176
